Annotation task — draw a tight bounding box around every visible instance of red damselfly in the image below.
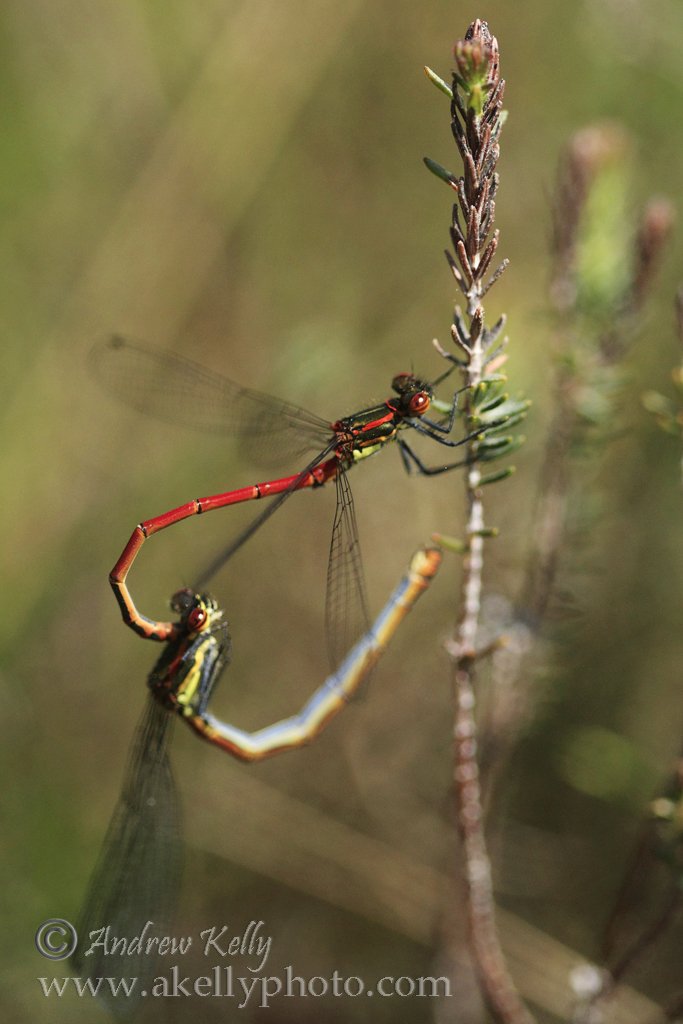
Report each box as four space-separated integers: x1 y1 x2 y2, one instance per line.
94 337 469 663
71 547 440 1015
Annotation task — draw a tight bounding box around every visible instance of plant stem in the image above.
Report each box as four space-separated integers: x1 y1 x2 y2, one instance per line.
439 21 535 1024
452 345 534 1024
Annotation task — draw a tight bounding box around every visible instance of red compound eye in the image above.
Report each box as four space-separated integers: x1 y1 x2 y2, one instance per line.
187 607 207 631
408 391 430 416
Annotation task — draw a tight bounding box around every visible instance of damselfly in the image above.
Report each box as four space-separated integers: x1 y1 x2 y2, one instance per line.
71 546 441 1015
93 337 468 663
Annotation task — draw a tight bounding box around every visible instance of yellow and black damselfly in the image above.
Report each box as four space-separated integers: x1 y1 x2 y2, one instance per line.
71 546 441 1016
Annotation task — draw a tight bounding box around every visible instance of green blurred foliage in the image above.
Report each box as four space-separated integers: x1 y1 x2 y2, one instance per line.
2 1 683 1021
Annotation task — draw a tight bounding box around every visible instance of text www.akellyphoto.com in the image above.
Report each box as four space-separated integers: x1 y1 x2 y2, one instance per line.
38 965 452 1007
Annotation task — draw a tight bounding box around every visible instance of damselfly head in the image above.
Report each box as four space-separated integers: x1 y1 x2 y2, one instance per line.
170 587 195 615
170 588 220 633
391 373 433 417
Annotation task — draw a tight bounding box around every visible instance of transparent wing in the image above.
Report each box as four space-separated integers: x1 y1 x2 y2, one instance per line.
89 335 332 462
71 698 182 1018
325 468 372 678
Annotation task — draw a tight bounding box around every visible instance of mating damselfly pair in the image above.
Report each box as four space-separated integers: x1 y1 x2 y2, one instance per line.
71 333 495 1014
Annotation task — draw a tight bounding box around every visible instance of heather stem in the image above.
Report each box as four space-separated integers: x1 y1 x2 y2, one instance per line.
452 343 533 1024
441 20 534 1024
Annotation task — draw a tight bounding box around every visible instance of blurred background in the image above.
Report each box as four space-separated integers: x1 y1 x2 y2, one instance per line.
2 0 682 1021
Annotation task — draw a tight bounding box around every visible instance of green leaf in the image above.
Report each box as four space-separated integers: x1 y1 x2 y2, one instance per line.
477 398 530 425
423 156 458 187
481 411 529 435
471 375 507 403
423 65 453 100
432 532 467 554
475 390 508 413
477 435 526 461
479 466 516 485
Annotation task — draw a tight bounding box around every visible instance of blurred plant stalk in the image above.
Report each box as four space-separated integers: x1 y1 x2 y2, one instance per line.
484 127 674 797
497 125 674 1023
643 286 683 483
526 127 674 623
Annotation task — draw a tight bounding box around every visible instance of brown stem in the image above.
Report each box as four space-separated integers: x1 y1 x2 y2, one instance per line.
451 323 533 1024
